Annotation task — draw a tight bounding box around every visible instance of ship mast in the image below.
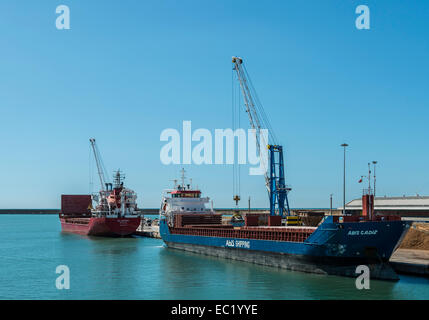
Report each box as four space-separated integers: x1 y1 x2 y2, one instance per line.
180 168 186 190
113 169 125 188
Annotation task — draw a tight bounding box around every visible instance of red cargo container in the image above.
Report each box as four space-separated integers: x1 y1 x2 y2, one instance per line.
60 195 92 216
245 215 259 226
174 214 223 228
268 215 282 226
245 213 269 226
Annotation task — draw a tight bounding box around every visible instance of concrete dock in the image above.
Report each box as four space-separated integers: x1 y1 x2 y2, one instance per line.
390 249 429 277
134 225 160 238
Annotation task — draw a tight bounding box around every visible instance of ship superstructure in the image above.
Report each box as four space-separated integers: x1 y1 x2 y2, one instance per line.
160 169 213 226
92 170 139 219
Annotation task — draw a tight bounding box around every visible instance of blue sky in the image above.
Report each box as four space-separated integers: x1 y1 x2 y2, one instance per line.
0 0 428 209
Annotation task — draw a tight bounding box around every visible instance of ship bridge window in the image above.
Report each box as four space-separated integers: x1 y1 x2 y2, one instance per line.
172 192 201 198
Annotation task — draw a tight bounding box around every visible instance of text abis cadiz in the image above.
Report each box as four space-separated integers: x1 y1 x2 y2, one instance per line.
160 121 269 176
348 230 378 236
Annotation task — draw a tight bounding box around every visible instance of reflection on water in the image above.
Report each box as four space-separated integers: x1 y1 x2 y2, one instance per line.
157 246 406 300
0 214 428 300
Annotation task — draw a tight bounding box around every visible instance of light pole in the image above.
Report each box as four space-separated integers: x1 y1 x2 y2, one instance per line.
372 161 377 199
341 143 349 215
368 162 371 194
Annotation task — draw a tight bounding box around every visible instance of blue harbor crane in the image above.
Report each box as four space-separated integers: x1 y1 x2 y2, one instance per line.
232 57 291 217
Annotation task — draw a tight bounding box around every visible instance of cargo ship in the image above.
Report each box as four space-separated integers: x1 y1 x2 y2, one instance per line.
159 58 411 280
60 170 141 237
159 178 411 280
59 139 141 237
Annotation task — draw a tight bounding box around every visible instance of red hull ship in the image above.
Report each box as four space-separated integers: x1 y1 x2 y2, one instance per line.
59 139 142 237
60 215 141 237
60 188 141 237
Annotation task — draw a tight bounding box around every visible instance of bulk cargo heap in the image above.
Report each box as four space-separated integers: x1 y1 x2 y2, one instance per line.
159 57 411 280
59 139 141 237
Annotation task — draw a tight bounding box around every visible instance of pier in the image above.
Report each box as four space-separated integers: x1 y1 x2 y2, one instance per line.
390 249 429 276
135 217 161 238
135 225 161 238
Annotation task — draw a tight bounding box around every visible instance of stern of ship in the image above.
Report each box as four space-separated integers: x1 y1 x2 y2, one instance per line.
88 216 141 237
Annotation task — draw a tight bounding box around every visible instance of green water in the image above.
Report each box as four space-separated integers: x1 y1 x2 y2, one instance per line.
0 214 428 300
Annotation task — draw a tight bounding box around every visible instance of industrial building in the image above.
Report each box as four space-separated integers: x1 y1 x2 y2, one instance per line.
343 196 429 218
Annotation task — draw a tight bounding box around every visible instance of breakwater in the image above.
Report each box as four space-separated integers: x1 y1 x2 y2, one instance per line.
0 209 60 214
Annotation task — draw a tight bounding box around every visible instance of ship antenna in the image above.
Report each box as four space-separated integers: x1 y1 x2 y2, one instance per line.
181 168 186 189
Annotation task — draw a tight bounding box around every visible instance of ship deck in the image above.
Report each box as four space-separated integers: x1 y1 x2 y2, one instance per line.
170 225 316 242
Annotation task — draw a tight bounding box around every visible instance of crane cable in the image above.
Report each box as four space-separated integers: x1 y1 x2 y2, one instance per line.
89 143 94 194
242 64 279 146
233 59 278 192
232 67 241 202
90 140 110 190
96 144 109 186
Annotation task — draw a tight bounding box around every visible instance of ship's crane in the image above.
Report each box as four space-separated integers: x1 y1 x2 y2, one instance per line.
89 138 111 191
232 57 291 216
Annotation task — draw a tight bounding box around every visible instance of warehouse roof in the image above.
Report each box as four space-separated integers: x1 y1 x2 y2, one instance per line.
339 196 429 211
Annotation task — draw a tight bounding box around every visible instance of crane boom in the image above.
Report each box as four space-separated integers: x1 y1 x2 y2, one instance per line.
89 138 107 190
232 57 291 216
232 57 270 191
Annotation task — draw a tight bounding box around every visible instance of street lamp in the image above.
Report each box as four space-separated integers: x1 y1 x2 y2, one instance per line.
341 143 349 215
372 161 377 199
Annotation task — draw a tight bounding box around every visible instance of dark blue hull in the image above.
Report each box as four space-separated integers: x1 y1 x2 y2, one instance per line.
160 216 411 280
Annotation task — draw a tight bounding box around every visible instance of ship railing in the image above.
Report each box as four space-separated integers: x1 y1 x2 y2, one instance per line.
91 210 141 217
59 213 91 218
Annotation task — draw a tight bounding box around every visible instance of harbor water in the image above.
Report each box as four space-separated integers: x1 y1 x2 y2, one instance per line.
0 214 428 300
